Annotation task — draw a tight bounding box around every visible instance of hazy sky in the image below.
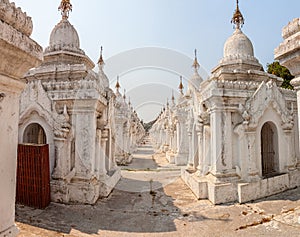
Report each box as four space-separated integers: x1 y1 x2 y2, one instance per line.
13 0 300 122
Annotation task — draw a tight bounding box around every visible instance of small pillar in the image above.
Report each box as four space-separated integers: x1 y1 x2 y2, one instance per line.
187 129 194 169
196 121 204 175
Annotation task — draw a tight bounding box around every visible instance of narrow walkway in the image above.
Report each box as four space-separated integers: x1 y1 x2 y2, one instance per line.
116 136 181 193
16 137 300 236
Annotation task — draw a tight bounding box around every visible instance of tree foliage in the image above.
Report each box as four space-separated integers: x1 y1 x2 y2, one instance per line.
143 119 157 132
267 61 294 89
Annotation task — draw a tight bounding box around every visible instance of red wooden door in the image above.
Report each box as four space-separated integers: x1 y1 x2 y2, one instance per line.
16 144 50 209
261 123 277 178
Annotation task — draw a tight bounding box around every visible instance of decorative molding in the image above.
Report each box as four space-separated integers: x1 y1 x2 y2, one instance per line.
0 18 42 60
242 80 294 130
0 0 33 36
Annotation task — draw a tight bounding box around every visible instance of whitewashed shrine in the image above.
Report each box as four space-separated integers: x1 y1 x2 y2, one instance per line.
151 2 300 204
18 1 144 204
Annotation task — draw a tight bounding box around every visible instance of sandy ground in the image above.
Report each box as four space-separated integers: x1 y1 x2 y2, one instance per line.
16 138 300 237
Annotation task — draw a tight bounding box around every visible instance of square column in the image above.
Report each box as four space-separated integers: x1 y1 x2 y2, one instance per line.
210 108 234 179
73 109 97 178
175 118 189 165
0 2 42 235
0 78 25 237
196 121 204 175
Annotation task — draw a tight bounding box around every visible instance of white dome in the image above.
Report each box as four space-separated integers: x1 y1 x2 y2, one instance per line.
189 71 203 90
224 29 254 58
45 19 84 55
99 70 109 89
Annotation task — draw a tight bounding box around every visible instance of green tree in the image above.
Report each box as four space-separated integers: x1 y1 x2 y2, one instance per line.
267 61 294 89
143 119 157 132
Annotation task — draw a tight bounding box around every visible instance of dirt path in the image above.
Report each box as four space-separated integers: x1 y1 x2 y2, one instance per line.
16 137 300 236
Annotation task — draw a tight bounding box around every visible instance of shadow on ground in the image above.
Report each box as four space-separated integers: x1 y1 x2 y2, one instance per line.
15 174 235 236
16 181 185 234
17 138 260 236
121 145 162 170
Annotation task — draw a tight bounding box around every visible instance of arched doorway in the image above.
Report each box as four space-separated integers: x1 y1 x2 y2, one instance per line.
261 122 279 178
17 123 50 208
23 123 46 144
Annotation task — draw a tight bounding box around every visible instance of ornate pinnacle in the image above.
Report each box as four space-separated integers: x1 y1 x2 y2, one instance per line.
115 76 121 91
178 76 184 95
231 0 244 30
98 46 105 66
192 49 200 72
58 0 72 20
123 89 126 100
171 90 175 102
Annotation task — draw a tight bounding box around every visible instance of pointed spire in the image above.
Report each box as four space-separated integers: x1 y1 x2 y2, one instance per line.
58 0 73 20
171 90 175 102
115 76 121 92
166 98 169 108
123 89 126 100
192 49 200 72
98 46 105 67
178 76 184 95
128 97 131 106
231 0 244 30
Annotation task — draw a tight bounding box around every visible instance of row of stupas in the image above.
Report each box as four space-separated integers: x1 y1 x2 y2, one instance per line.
150 0 300 204
2 0 300 235
12 0 300 206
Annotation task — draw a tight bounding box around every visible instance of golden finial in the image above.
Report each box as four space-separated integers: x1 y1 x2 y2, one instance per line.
178 76 184 95
98 46 105 66
192 49 200 71
58 0 72 20
231 0 244 30
115 76 121 91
